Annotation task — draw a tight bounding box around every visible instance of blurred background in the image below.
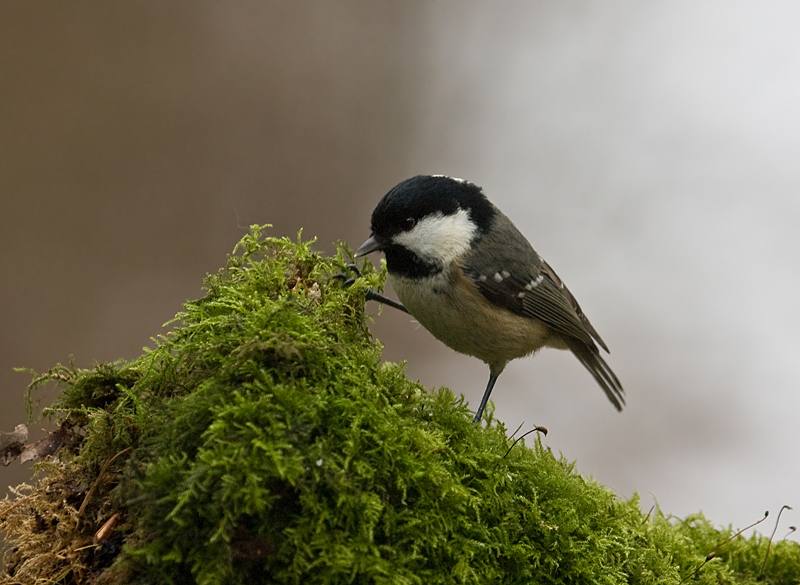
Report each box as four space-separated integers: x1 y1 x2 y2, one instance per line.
2 1 799 541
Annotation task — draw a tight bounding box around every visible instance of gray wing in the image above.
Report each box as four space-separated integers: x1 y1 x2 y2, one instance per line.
460 234 624 410
538 260 609 352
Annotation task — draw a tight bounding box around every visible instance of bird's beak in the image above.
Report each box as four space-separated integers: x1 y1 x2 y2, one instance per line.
355 235 382 256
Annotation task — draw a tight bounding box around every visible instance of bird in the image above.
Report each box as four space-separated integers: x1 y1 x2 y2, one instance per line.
355 174 623 423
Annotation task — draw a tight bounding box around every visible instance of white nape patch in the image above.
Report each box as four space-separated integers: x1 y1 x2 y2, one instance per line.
392 208 477 264
431 174 466 184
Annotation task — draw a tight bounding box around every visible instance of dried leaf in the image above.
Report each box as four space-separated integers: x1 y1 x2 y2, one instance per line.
0 424 28 466
20 426 67 464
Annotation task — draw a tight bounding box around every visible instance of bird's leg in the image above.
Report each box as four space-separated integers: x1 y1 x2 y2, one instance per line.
333 264 409 314
472 373 499 423
364 289 408 313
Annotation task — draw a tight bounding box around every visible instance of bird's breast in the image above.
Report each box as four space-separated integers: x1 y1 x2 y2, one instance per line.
389 267 554 371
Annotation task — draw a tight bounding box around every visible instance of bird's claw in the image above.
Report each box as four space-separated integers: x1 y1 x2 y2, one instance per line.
331 263 363 289
332 263 408 314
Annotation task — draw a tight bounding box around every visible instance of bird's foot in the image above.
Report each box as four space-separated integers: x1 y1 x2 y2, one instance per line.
333 264 408 314
331 263 363 289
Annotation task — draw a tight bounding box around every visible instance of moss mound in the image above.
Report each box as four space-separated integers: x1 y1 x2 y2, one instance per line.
1 227 798 584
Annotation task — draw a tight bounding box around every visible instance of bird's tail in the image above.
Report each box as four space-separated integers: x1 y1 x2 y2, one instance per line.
567 340 625 411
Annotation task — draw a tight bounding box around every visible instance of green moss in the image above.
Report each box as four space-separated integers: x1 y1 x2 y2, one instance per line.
2 226 798 584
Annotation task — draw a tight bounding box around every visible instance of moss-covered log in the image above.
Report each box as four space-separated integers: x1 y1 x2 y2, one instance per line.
1 227 798 584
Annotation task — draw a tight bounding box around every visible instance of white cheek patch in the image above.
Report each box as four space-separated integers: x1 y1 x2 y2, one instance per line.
393 208 477 264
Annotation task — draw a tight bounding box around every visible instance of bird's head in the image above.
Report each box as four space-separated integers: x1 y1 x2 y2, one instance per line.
356 175 496 277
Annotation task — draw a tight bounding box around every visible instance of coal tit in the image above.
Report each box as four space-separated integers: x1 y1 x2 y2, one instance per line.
356 175 624 423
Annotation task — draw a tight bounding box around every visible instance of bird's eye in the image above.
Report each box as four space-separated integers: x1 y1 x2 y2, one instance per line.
403 217 416 230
